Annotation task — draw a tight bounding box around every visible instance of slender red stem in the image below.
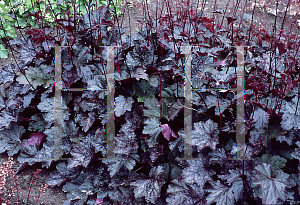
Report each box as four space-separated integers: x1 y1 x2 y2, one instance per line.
26 169 42 205
216 92 222 129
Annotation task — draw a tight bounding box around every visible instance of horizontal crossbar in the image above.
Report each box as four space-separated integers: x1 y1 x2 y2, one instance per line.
192 88 237 91
62 88 107 91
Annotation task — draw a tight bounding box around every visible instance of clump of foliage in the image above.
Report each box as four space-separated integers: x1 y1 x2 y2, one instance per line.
1 0 300 204
0 0 122 58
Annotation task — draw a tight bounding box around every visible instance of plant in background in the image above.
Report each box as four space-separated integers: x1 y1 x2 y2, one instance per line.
0 0 122 59
0 0 17 58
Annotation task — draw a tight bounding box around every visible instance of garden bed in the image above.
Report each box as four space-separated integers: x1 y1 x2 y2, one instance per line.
0 0 299 204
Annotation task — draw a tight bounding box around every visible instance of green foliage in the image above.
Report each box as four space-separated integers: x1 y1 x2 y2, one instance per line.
0 0 122 59
16 65 54 89
261 153 287 175
142 117 161 147
0 44 8 58
5 0 121 28
134 79 156 102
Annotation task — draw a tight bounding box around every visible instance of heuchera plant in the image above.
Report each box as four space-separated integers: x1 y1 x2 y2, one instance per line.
1 0 300 204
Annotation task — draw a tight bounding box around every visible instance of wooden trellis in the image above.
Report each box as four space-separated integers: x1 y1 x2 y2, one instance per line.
51 44 252 162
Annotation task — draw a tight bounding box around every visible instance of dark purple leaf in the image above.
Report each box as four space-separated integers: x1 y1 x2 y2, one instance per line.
212 10 225 15
24 132 45 147
115 119 138 156
115 95 134 117
142 118 161 147
0 123 25 156
215 59 227 66
6 96 23 111
46 162 80 187
207 169 243 205
182 156 215 196
62 172 95 204
149 144 164 163
17 142 39 166
252 163 295 204
81 112 96 133
143 98 161 118
101 19 114 27
16 162 29 174
95 199 103 204
253 107 270 130
0 64 15 84
130 166 165 203
161 124 177 141
103 153 139 177
88 129 107 155
68 142 93 169
179 30 190 38
208 148 227 166
226 17 237 25
277 42 287 56
168 99 184 121
131 67 149 81
192 119 219 151
23 92 35 108
281 96 300 130
18 43 36 65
